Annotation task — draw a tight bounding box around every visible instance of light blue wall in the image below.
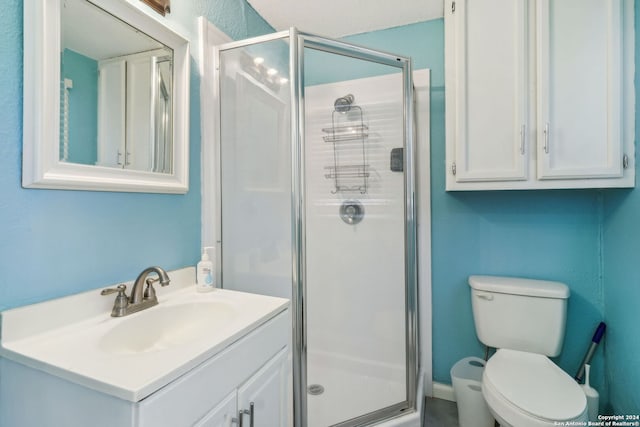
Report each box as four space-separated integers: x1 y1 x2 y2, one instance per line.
603 189 640 415
342 21 607 398
0 0 273 311
61 48 98 165
601 0 640 414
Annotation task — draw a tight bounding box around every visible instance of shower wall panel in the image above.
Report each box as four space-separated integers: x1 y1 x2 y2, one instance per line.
304 73 407 426
219 42 293 299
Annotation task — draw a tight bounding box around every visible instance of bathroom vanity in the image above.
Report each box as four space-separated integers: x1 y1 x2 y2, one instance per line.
0 268 290 427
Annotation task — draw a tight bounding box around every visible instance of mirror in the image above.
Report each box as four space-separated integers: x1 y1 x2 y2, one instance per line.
23 0 190 193
61 0 173 173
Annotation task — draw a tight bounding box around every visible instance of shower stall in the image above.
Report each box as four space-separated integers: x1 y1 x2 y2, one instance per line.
211 28 429 427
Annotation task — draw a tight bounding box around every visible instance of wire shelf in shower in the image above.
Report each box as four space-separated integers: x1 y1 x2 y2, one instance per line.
324 164 370 179
323 165 370 194
321 124 369 143
322 95 369 194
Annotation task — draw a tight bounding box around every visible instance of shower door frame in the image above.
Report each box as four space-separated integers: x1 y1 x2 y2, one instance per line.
215 28 419 427
292 29 419 427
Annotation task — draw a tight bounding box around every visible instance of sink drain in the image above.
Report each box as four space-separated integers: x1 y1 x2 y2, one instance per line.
307 384 325 395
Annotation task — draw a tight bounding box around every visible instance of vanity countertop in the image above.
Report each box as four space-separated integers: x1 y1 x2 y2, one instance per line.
0 268 289 402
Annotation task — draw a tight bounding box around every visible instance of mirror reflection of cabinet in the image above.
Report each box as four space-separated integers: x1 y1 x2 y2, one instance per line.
97 50 172 172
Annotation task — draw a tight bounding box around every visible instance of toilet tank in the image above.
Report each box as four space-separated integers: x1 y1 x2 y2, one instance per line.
468 275 570 357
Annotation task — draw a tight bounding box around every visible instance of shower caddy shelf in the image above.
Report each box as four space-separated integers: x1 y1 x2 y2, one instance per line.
322 102 369 194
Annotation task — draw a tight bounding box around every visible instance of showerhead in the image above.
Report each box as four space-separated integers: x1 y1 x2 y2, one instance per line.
334 94 355 113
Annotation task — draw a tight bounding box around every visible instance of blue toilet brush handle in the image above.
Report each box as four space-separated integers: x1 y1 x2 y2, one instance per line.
575 322 606 383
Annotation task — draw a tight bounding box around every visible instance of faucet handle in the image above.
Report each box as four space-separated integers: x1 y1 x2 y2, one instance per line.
101 284 127 296
101 284 129 317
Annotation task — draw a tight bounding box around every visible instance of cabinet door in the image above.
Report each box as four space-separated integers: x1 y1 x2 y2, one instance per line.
97 60 126 168
194 391 237 427
447 0 529 183
537 0 623 179
126 56 153 171
237 348 289 427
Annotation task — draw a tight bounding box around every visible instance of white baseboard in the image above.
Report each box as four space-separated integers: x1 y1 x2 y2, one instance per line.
432 382 455 402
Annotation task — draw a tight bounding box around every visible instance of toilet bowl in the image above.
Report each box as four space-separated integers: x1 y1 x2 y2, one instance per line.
468 276 589 427
482 349 587 427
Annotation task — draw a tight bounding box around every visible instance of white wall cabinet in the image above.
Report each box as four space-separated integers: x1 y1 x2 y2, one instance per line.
96 59 127 168
97 50 162 170
445 0 635 191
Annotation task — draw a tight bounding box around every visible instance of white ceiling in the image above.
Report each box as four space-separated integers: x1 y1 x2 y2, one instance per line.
247 0 444 38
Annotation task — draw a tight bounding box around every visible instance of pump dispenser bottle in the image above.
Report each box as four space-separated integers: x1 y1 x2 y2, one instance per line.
196 247 215 292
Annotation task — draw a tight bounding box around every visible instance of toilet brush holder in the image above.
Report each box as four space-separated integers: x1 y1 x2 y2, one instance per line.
581 364 599 421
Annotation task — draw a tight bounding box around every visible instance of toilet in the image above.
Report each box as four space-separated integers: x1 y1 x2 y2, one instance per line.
468 275 588 427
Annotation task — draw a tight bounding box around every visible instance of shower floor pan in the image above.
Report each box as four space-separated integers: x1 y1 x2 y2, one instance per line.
306 351 421 427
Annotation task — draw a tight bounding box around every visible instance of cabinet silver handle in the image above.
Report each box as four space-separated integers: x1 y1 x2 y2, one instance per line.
117 150 123 166
238 402 255 427
543 123 550 154
125 151 132 166
520 124 526 155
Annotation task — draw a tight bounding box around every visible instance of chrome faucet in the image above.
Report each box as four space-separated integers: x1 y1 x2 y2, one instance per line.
101 266 171 317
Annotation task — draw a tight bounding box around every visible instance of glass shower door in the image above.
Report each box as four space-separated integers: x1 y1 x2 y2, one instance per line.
217 30 417 427
299 37 416 427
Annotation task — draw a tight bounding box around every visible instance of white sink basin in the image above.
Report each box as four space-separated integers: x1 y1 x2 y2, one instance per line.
99 302 237 354
0 268 289 402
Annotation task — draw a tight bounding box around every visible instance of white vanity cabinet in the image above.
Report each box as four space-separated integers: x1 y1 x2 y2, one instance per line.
445 0 635 191
195 391 238 427
134 312 290 427
195 348 289 427
0 290 290 427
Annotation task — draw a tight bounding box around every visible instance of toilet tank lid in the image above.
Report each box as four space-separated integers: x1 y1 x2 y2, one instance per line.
468 275 570 299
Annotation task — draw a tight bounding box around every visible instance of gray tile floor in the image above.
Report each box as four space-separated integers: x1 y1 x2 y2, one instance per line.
424 397 459 427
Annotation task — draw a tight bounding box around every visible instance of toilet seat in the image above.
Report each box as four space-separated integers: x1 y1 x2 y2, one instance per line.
482 349 587 426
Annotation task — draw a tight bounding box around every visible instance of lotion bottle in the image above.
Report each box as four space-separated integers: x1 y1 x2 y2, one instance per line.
196 248 215 292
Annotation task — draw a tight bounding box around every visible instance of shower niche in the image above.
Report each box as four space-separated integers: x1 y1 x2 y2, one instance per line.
213 28 429 427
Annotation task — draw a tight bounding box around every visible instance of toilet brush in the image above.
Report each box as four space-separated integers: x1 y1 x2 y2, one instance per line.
575 322 606 382
581 364 599 421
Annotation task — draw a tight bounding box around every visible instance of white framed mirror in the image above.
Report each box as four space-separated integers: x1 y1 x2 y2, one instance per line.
23 0 190 193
